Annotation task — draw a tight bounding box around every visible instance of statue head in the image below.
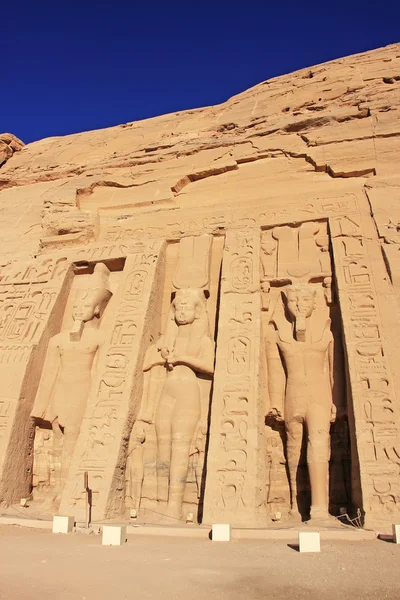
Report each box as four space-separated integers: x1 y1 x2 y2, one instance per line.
163 288 211 355
284 284 316 321
72 263 112 322
172 288 205 326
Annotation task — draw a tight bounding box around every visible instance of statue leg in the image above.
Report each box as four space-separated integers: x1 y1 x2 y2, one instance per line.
128 447 145 511
155 394 174 503
306 404 331 519
286 419 303 518
59 426 80 496
168 401 200 520
50 419 64 500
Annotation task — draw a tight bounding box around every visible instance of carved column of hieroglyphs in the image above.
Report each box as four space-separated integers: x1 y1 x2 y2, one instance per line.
330 215 400 522
0 257 71 503
203 230 264 526
59 241 164 521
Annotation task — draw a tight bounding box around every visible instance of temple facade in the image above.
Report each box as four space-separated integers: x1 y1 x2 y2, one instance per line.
0 43 399 529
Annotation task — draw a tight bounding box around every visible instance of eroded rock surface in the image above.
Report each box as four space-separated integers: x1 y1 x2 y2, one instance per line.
0 44 400 530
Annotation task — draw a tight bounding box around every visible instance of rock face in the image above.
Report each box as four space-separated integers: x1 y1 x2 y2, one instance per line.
0 133 24 168
0 43 399 529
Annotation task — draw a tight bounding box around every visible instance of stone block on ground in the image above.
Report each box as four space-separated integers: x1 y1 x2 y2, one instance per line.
392 524 400 544
299 531 320 553
102 525 127 546
52 516 74 534
211 524 231 542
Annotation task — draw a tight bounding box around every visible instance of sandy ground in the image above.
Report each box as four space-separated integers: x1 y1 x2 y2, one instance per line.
0 525 399 600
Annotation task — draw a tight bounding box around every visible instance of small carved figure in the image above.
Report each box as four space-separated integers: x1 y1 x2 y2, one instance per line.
190 420 208 499
32 428 52 493
265 284 336 521
265 434 288 507
126 421 148 512
135 288 214 520
31 263 112 501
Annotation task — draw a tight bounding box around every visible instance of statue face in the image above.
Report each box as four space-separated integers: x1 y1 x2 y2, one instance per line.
72 294 97 322
174 296 197 325
286 288 315 319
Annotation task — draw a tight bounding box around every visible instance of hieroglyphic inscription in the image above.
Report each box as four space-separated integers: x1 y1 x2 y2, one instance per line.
223 231 259 294
0 257 68 284
203 231 263 525
215 295 257 515
0 263 70 504
331 215 400 517
0 399 12 447
60 242 163 520
0 285 58 345
102 197 357 245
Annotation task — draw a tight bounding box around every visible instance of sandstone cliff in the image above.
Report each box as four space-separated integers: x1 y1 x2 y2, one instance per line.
1 43 400 528
0 43 399 265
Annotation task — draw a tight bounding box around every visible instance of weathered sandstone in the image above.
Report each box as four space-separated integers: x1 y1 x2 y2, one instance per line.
0 43 399 530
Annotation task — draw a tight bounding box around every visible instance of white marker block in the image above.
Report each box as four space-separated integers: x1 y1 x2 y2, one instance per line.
299 531 320 553
102 525 127 546
211 524 231 542
392 524 400 544
52 516 74 534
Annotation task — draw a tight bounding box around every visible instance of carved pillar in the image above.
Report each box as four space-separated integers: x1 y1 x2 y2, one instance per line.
0 259 71 503
203 230 266 526
59 241 165 521
331 215 400 524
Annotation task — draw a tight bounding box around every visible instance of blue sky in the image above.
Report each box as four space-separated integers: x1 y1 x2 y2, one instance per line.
2 0 399 144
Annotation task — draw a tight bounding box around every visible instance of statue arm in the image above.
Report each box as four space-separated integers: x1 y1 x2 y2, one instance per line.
137 365 166 424
92 331 105 373
142 341 165 371
171 337 215 375
265 329 285 420
31 336 60 420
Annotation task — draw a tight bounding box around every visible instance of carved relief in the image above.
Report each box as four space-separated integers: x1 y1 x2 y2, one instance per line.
58 247 161 520
260 220 330 285
0 286 57 345
0 257 68 285
101 196 357 247
2 171 400 533
0 399 13 448
203 230 263 526
172 235 212 290
331 215 400 520
0 260 71 505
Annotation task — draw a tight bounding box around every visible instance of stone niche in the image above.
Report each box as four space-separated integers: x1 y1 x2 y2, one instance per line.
125 235 224 523
30 260 123 509
259 220 352 523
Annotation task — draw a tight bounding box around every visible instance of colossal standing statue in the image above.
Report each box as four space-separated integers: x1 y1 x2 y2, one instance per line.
265 284 336 521
134 288 214 520
31 263 112 500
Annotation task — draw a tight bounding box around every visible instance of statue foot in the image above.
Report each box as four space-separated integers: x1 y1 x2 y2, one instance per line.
308 507 342 527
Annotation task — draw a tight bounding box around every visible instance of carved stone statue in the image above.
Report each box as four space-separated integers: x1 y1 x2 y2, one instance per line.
31 263 112 501
265 283 336 521
126 421 148 513
134 288 214 520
